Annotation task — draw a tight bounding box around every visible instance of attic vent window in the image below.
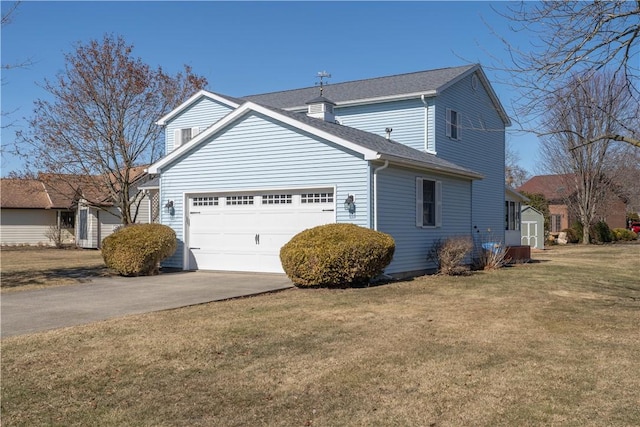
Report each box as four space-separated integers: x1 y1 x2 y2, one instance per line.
308 103 333 115
309 103 324 114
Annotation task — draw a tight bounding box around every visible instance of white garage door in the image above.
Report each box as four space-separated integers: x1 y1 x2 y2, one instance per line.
187 189 336 273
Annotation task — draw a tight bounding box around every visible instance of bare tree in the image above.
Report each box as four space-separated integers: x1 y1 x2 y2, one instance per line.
494 1 640 148
539 72 634 243
14 34 207 224
505 142 529 188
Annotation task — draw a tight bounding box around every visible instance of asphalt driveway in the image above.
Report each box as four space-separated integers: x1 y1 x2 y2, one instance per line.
1 271 293 338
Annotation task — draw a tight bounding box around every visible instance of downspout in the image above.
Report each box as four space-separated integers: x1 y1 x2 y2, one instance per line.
373 160 389 231
421 94 429 152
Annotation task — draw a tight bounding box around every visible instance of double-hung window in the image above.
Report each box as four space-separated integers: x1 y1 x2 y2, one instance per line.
173 127 201 148
416 177 442 228
446 108 460 140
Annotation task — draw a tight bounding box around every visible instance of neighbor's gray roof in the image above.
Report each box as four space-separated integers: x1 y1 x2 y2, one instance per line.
257 103 483 179
243 64 477 109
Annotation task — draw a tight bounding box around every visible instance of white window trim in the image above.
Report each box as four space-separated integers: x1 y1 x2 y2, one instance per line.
446 108 460 140
173 126 201 148
416 177 442 228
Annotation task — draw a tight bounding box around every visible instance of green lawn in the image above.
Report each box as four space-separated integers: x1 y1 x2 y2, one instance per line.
2 244 639 426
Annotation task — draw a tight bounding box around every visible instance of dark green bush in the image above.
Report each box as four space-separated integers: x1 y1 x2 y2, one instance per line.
561 228 580 243
102 224 177 276
571 222 585 243
613 228 638 241
280 223 395 287
592 221 614 243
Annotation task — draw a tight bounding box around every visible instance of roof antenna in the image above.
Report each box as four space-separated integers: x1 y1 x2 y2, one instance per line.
316 71 331 96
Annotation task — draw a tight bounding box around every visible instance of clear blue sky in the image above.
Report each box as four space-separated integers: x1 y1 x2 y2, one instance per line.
1 1 539 176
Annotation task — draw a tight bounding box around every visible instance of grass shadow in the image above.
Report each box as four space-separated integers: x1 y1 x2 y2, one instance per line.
1 265 113 290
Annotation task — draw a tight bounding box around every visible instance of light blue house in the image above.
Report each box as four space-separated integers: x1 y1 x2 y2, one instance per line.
148 64 510 276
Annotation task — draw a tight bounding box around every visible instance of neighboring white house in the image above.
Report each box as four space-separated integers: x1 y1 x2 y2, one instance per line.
1 170 151 248
0 178 75 246
75 167 152 249
148 64 511 276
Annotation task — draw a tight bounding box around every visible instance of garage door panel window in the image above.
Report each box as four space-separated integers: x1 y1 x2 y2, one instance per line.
262 194 293 205
192 196 218 207
226 195 254 206
301 192 334 204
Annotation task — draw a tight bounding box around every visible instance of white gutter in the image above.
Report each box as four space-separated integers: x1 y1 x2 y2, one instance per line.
373 160 389 231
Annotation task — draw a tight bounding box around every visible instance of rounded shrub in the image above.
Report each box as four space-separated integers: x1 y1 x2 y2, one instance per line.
613 228 638 241
102 223 177 276
592 220 614 243
279 223 395 287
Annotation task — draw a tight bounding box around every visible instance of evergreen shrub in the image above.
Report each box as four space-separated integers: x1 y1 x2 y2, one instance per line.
102 223 177 276
280 223 395 287
592 221 614 243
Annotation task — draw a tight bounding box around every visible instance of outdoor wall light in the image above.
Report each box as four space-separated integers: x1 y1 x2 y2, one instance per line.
343 195 356 214
165 200 175 216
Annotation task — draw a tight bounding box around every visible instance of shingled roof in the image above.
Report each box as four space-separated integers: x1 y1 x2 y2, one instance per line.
517 174 575 201
264 104 483 179
243 64 477 109
150 100 483 180
1 179 55 209
1 167 150 210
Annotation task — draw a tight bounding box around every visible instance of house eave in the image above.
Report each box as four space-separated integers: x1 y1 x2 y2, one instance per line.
374 154 484 180
155 90 240 126
149 101 380 174
283 90 439 112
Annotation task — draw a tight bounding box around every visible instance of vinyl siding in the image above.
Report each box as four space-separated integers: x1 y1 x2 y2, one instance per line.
165 98 235 153
131 191 150 224
76 205 120 248
336 99 430 152
98 208 122 247
435 72 506 244
159 112 371 268
0 209 57 245
376 166 472 274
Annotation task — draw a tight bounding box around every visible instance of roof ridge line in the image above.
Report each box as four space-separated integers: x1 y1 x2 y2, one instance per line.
242 64 477 98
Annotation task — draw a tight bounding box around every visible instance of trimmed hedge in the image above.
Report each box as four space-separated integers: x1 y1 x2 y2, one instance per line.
102 224 177 276
280 223 395 287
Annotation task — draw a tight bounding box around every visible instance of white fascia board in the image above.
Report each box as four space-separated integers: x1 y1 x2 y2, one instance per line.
149 101 379 173
474 68 512 127
283 90 439 112
155 90 240 126
375 154 484 180
149 104 254 173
